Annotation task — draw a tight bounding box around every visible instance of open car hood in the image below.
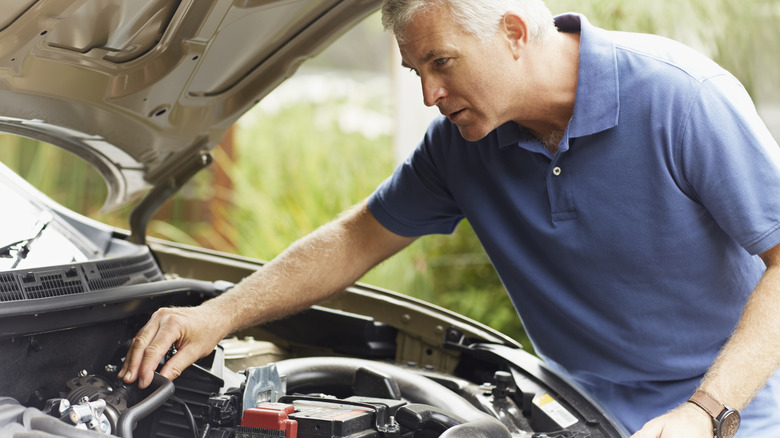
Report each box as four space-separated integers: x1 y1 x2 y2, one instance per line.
0 0 379 213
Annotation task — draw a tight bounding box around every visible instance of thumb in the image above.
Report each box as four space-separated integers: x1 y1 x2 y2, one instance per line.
631 423 662 438
157 345 205 382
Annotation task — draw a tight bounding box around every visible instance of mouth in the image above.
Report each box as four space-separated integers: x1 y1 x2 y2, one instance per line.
445 108 465 122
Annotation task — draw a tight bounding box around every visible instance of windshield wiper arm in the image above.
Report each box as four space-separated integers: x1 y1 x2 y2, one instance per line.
0 212 53 268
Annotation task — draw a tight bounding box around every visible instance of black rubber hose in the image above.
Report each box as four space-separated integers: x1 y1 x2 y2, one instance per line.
439 418 514 438
395 405 512 438
395 403 466 434
116 373 174 438
275 357 494 423
276 357 512 437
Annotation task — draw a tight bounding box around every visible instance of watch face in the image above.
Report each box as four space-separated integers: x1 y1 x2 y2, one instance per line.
718 410 741 438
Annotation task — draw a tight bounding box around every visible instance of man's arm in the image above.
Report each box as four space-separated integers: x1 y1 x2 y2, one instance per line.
118 200 416 388
632 242 780 437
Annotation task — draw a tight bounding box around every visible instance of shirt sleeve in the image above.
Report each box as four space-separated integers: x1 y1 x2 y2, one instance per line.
368 117 464 237
679 73 780 255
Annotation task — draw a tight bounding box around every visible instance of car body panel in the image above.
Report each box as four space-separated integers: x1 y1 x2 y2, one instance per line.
0 0 379 211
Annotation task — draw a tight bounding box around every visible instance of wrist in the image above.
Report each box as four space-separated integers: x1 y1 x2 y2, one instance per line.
687 390 741 438
198 299 236 338
681 401 716 432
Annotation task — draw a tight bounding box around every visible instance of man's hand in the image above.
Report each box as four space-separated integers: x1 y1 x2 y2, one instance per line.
631 402 713 438
117 305 229 389
115 201 413 390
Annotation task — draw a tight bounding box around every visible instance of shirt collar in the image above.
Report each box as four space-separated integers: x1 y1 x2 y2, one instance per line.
559 13 620 138
497 13 619 149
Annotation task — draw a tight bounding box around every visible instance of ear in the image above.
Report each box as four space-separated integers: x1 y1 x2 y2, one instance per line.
500 11 528 59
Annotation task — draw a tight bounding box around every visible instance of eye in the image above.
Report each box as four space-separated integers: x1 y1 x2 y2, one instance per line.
408 67 420 77
433 58 449 67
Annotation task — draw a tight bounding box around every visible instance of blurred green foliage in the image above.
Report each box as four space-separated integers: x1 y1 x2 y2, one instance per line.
1 1 778 354
227 94 529 345
546 0 780 99
0 134 116 220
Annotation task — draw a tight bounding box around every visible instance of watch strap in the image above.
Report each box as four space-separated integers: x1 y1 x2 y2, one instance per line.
688 390 725 419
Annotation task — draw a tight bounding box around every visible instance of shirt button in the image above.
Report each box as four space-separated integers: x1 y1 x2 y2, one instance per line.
553 166 562 176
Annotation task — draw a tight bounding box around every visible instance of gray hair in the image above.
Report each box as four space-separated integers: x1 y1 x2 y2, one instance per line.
381 0 556 44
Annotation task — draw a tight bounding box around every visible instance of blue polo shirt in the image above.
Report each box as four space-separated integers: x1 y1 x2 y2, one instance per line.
368 14 780 432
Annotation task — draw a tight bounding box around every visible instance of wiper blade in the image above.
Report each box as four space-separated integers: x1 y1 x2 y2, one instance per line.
0 212 53 268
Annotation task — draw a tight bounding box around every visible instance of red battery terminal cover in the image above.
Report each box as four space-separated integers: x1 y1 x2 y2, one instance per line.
241 402 298 437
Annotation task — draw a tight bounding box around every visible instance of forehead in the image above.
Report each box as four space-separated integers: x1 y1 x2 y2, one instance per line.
396 6 473 62
402 3 462 36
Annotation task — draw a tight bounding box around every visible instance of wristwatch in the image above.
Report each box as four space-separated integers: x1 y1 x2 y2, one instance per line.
687 390 741 438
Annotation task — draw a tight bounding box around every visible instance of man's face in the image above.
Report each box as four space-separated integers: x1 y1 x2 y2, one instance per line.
398 6 520 142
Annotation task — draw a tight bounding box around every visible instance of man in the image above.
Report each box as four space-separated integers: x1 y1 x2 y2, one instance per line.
119 0 780 436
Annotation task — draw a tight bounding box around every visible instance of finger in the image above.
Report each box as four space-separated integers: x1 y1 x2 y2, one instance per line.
158 344 204 382
135 314 187 388
118 316 162 383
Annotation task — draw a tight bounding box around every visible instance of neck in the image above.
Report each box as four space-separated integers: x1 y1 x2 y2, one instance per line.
517 31 580 142
534 129 565 154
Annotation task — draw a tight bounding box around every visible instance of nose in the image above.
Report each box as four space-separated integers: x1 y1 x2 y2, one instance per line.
421 74 446 107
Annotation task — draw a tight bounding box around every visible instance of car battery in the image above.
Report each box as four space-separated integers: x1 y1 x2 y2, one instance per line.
237 402 298 438
237 396 405 438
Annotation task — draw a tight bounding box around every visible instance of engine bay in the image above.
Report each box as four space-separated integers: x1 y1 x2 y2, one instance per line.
0 325 624 437
0 247 628 437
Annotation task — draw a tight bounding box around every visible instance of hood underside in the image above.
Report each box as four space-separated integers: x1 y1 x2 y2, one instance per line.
0 0 380 211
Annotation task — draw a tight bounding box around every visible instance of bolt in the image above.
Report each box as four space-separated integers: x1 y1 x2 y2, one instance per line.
492 371 513 400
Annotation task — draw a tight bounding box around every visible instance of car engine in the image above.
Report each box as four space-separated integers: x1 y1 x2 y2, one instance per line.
0 244 627 438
